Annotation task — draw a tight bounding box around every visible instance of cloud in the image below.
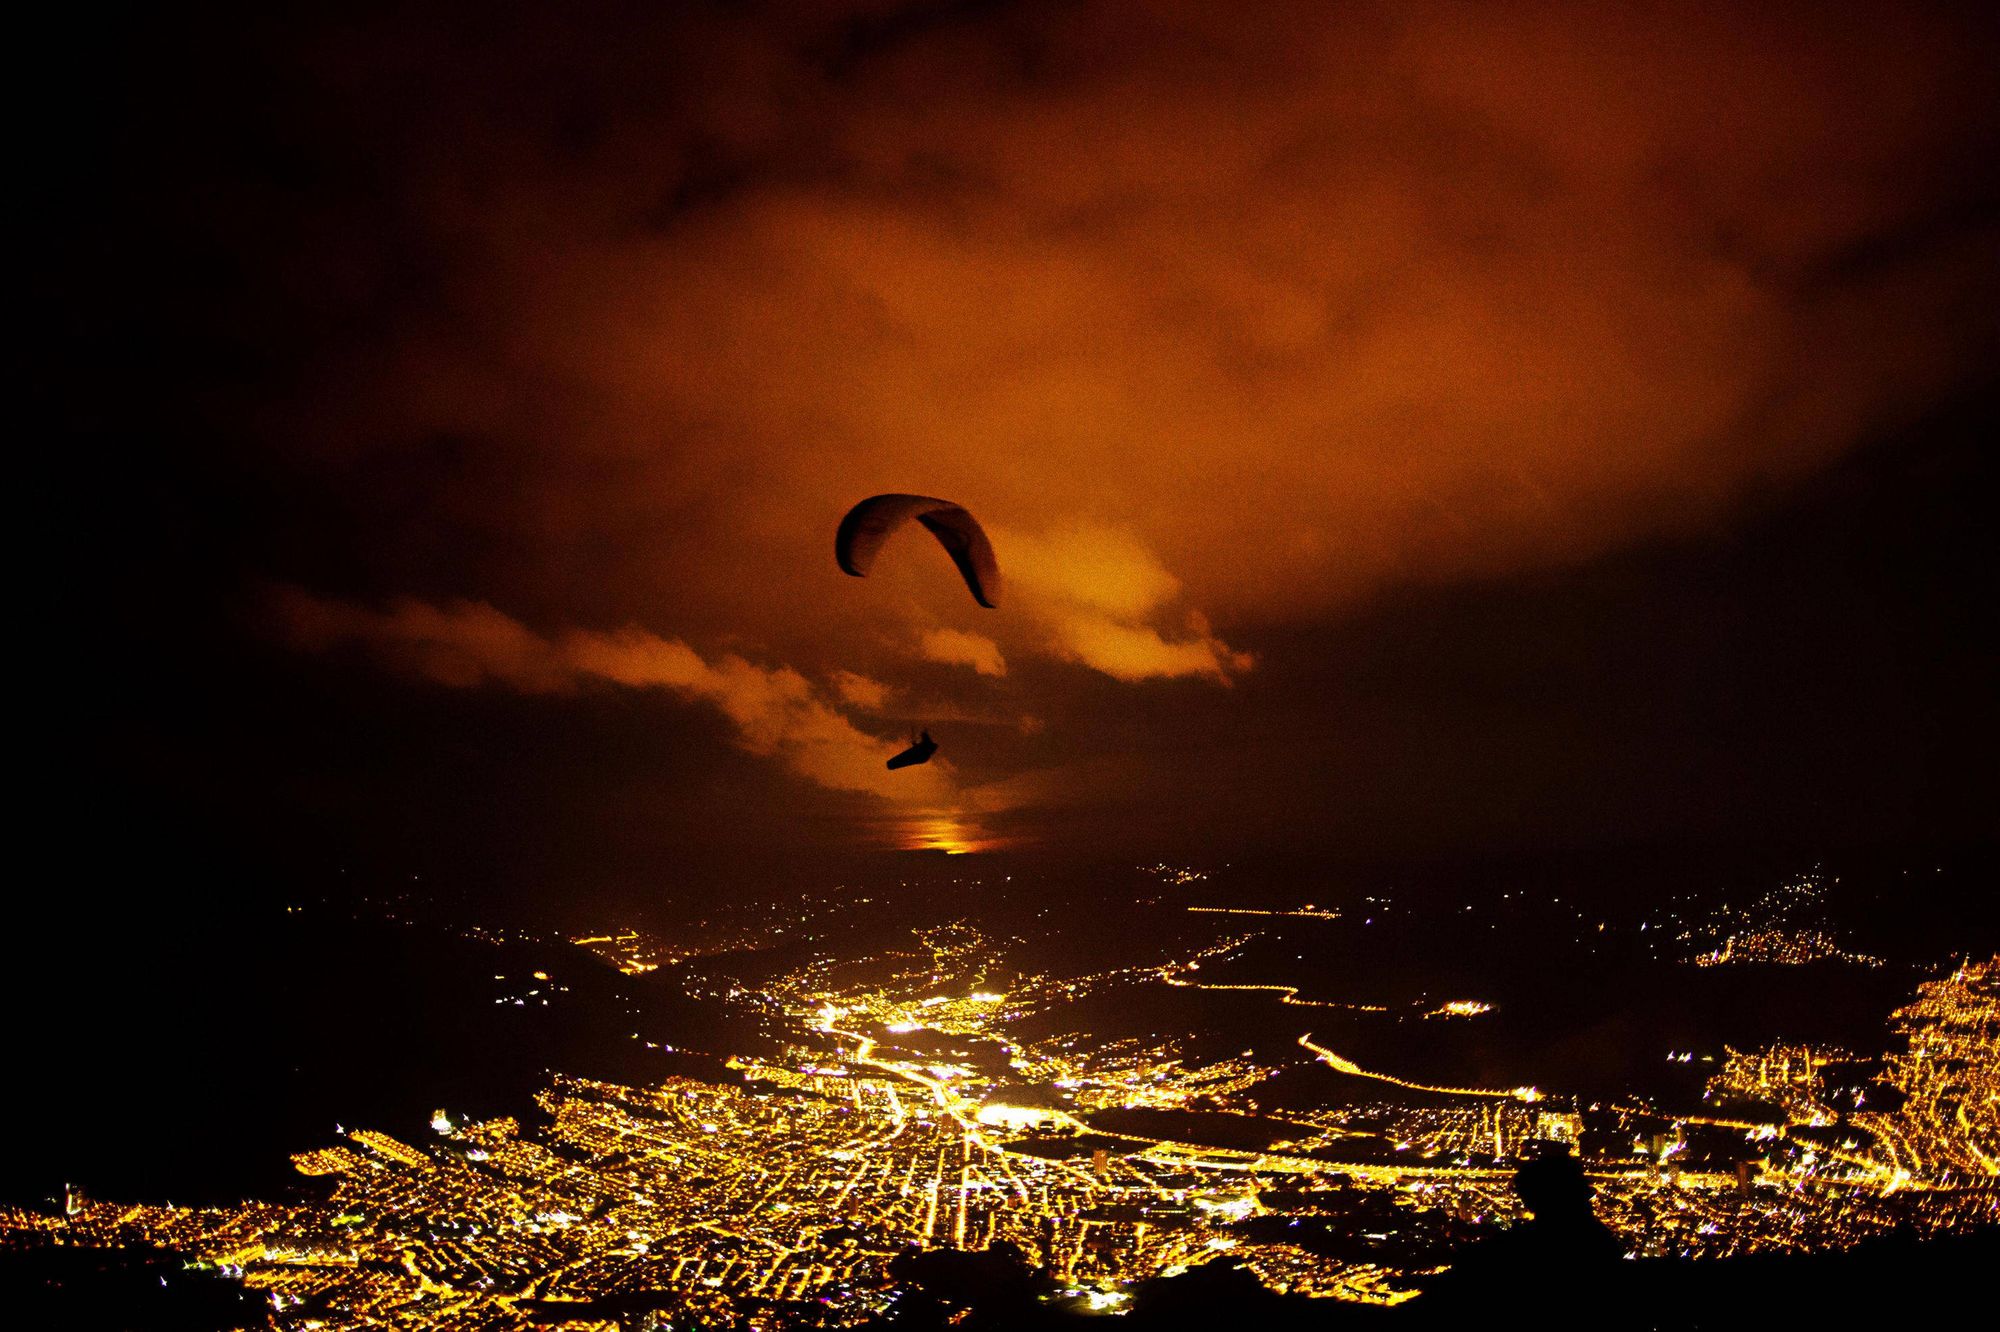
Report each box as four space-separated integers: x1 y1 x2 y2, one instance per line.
232 0 1996 652
273 588 949 804
917 627 1007 677
271 586 1084 853
830 669 892 710
144 2 2000 854
1001 526 1253 682
277 593 577 693
1046 613 1252 685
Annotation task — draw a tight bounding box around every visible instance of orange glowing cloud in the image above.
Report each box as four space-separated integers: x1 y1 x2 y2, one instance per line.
274 588 952 805
268 2 1995 653
1001 526 1253 683
231 1 1997 851
916 628 1007 677
830 670 892 710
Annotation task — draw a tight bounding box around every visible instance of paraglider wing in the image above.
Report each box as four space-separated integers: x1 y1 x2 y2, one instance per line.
835 494 1000 608
915 509 1000 610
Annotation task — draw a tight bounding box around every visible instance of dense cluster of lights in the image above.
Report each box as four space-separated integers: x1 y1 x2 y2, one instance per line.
5 900 1994 1326
1693 929 1886 968
1678 869 1885 969
1425 1001 1495 1020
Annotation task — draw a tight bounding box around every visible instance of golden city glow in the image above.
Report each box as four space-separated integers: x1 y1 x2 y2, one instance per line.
9 922 1996 1328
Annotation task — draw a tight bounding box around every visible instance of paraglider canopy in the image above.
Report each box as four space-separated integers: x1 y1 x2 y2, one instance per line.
886 730 938 770
836 495 1000 608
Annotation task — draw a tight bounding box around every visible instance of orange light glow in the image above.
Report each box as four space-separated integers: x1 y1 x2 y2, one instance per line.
897 816 1001 856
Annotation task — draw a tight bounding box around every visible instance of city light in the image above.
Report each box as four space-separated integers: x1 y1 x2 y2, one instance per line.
11 910 1995 1328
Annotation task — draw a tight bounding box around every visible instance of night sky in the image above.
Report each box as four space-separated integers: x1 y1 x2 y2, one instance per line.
32 1 1999 917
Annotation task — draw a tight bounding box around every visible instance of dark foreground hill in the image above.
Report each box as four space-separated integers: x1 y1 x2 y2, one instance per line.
869 1227 2000 1332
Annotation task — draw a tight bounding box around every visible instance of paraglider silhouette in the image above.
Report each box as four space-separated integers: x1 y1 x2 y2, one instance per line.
886 730 939 770
834 495 995 772
836 495 1000 608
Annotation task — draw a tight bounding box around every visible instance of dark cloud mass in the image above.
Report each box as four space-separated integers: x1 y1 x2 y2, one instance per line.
40 1 1999 882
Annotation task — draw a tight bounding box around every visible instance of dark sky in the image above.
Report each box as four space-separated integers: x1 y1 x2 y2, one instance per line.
34 1 1998 911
